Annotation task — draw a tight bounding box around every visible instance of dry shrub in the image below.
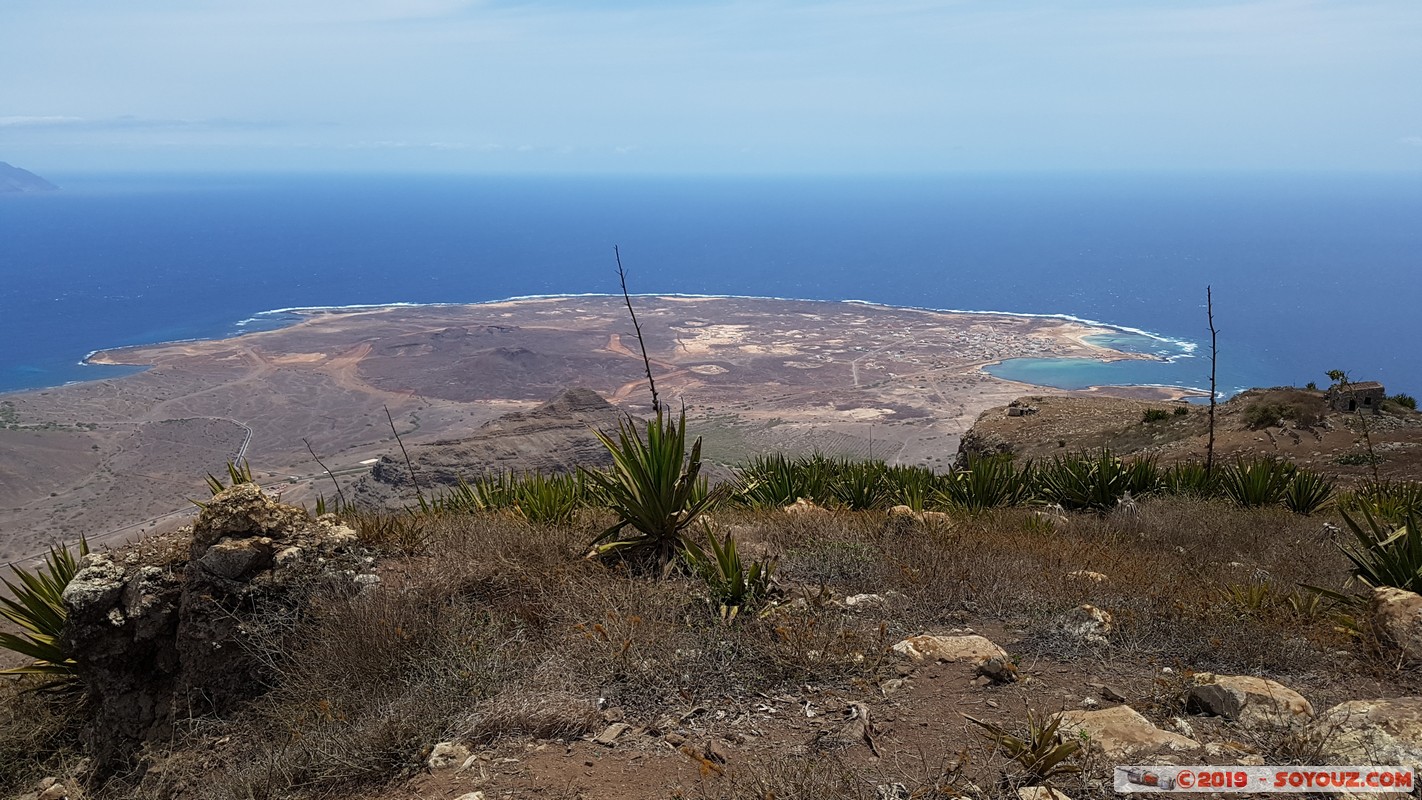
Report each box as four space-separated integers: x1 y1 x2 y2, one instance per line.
696 753 869 800
0 678 83 796
765 513 887 590
46 494 1417 799
229 591 535 791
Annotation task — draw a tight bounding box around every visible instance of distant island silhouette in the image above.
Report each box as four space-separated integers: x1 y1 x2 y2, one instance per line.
0 161 58 192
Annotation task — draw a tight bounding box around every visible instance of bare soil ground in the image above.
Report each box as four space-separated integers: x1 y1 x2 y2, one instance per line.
5 499 1416 800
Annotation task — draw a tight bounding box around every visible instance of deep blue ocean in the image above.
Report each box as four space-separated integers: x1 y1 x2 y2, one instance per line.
1 172 1418 397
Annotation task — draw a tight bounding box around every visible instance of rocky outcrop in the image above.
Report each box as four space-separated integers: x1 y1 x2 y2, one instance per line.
1188 673 1314 728
352 388 629 507
62 484 368 775
1058 705 1199 760
892 634 1008 665
1312 697 1422 770
1058 604 1113 646
1372 586 1422 664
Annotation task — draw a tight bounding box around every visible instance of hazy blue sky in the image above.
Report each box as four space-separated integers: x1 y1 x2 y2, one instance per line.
3 0 1420 174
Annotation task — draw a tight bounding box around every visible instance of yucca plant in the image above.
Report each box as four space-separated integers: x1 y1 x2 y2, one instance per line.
681 528 776 622
1336 508 1422 593
830 459 892 511
938 454 1034 511
1 537 89 680
205 460 256 495
1037 449 1147 513
736 453 826 509
1281 468 1334 516
964 708 1082 787
1162 461 1220 498
1339 480 1422 527
885 464 941 512
512 471 587 526
346 509 429 556
584 408 730 574
425 474 514 515
1220 456 1295 508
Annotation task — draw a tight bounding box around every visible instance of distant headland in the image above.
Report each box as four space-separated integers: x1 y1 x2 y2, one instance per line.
0 161 58 193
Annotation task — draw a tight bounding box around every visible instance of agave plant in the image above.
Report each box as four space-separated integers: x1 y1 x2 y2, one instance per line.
1339 479 1422 527
1335 508 1422 593
512 471 588 526
884 464 941 512
0 537 89 679
1281 468 1334 516
1161 461 1220 498
1220 456 1295 508
682 528 776 622
204 459 256 496
964 708 1082 787
830 459 892 511
584 407 729 574
736 453 824 509
1037 450 1151 513
939 454 1034 511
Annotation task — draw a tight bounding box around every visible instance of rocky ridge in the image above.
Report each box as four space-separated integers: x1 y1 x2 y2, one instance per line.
60 483 374 775
351 387 627 507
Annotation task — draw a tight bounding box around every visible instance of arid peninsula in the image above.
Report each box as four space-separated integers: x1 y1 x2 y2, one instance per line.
0 295 1165 563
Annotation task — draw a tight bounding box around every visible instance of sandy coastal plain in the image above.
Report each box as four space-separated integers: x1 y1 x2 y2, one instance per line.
0 295 1175 564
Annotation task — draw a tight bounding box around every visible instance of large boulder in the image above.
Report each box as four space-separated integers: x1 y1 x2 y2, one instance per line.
1058 604 1113 646
63 484 368 776
891 634 1008 665
1058 705 1199 760
1312 697 1422 771
1372 587 1422 664
1188 673 1314 728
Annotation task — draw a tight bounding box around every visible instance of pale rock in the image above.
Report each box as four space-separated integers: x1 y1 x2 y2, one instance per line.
783 498 829 515
454 793 486 800
1371 586 1422 663
1059 604 1112 646
1018 788 1073 800
845 592 903 611
37 783 67 800
62 554 126 613
427 740 473 769
1188 673 1314 728
1058 704 1200 760
879 678 907 697
190 483 309 550
314 514 359 545
918 510 954 527
876 783 911 800
196 537 275 580
892 634 1008 665
595 722 631 746
1312 697 1422 770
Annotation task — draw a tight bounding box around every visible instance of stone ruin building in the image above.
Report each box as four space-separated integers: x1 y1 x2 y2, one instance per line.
1327 380 1385 414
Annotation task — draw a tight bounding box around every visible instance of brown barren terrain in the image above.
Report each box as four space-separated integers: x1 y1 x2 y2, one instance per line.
0 296 1167 565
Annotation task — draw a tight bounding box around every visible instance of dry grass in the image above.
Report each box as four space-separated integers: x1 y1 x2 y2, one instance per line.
0 677 84 797
23 496 1422 799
